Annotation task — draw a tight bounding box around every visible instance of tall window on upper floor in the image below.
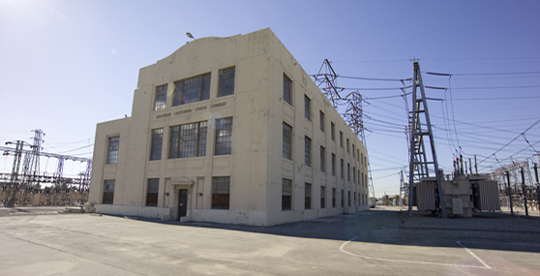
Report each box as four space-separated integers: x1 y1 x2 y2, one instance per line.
319 111 325 132
212 176 230 209
353 166 356 184
150 128 163 161
154 84 167 111
357 149 360 161
340 131 343 147
106 136 119 164
283 123 292 160
215 118 233 155
283 74 292 105
340 159 344 179
218 67 235 97
331 122 335 141
320 146 325 172
332 188 336 208
346 138 350 153
173 73 211 106
169 122 208 158
146 178 159 206
348 163 351 181
352 145 355 158
304 136 312 167
331 153 336 176
304 95 311 121
282 178 292 211
102 180 115 204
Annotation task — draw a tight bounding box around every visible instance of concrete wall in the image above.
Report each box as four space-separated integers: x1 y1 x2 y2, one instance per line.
88 28 369 226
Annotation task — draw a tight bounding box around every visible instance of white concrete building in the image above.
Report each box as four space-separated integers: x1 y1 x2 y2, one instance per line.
88 28 369 226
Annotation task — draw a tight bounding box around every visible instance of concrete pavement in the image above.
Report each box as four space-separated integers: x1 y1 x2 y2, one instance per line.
1 207 539 275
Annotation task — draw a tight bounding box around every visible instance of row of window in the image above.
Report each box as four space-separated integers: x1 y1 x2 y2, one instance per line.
154 67 235 111
282 179 367 211
105 118 234 164
102 177 232 209
282 122 367 186
283 74 367 167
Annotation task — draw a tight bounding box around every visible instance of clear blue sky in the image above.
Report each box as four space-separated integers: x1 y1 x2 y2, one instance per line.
1 0 539 197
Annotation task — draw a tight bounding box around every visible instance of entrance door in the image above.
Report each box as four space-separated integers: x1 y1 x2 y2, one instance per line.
178 189 188 220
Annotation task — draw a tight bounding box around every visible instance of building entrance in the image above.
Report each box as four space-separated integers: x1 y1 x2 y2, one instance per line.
178 189 188 220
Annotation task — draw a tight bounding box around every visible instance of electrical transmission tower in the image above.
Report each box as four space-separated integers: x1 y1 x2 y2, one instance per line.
21 129 45 192
313 59 344 108
407 61 446 217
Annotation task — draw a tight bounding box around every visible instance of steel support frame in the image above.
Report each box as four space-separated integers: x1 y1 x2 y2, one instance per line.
408 62 446 217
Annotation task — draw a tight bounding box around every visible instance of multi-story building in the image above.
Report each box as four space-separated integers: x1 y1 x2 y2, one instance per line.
88 28 369 226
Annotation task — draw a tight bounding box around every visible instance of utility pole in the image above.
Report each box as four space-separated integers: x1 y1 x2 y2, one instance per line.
407 61 446 218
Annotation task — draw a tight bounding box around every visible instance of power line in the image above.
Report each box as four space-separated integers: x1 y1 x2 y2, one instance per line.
478 118 540 166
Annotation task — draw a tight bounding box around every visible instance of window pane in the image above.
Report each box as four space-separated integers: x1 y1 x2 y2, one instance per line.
172 73 211 106
304 136 311 167
340 131 343 147
332 188 336 208
146 179 159 206
215 118 233 155
320 111 324 132
283 123 292 160
212 177 230 209
305 183 311 209
304 95 311 121
150 129 163 160
332 153 336 176
218 67 235 97
169 122 207 159
331 122 335 140
103 180 115 204
320 146 325 172
340 159 344 179
106 136 119 164
282 178 292 210
154 84 167 111
321 186 326 208
283 75 292 105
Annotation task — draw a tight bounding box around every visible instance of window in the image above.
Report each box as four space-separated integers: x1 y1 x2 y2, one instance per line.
321 186 326 208
305 136 311 167
357 149 360 161
331 153 336 176
146 179 159 206
154 84 167 111
106 136 119 164
332 188 336 208
340 131 343 147
352 145 355 157
346 138 350 153
354 193 357 206
283 123 292 160
358 170 361 185
283 74 292 105
305 183 311 209
215 118 233 155
282 178 292 210
102 180 115 204
361 153 364 164
319 111 325 132
212 177 230 209
348 163 351 181
361 172 364 188
304 95 311 121
150 128 163 160
218 67 235 97
320 146 325 172
173 73 211 106
169 122 207 158
340 159 344 179
341 190 344 207
348 191 351 207
331 122 335 140
353 166 356 184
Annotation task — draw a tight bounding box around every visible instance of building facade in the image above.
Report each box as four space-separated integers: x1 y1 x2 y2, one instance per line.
88 28 369 226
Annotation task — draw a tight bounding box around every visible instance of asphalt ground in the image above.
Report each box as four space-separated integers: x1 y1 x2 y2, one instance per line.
1 206 539 276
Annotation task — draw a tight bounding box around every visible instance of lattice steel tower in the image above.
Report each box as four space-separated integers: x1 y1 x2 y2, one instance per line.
407 62 446 217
